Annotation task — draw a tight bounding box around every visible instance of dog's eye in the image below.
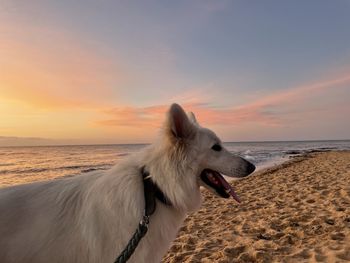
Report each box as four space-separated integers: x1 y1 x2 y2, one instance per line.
211 144 222 151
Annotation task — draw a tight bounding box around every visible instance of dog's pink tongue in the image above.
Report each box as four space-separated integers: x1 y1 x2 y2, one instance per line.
216 174 241 203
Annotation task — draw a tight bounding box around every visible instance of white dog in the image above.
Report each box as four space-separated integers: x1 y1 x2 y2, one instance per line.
0 103 255 263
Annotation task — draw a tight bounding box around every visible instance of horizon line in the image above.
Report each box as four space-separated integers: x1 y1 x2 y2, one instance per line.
0 139 349 148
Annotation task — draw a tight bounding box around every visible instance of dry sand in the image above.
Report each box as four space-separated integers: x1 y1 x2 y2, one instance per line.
163 151 350 263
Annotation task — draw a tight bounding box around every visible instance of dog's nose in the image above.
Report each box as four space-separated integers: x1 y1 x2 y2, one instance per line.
246 162 256 175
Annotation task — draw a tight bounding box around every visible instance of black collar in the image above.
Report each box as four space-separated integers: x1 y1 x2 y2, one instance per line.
141 166 172 216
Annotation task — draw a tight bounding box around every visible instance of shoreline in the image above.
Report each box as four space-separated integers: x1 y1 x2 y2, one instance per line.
252 149 350 176
164 151 350 262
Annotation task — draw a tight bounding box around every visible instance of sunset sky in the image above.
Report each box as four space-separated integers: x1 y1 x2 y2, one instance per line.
1 1 350 146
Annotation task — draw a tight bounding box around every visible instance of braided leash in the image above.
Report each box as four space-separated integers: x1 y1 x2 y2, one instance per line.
114 215 149 263
114 167 170 263
113 167 172 263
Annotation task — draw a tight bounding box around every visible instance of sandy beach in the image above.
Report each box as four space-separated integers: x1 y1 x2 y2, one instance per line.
163 151 350 263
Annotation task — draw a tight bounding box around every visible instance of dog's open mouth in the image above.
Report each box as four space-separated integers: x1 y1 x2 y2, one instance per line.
200 169 241 203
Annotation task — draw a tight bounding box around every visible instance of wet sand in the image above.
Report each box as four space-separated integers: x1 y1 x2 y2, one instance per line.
163 151 350 263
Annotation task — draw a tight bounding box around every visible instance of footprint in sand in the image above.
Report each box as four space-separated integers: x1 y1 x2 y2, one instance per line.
223 245 246 258
337 249 350 261
331 232 345 241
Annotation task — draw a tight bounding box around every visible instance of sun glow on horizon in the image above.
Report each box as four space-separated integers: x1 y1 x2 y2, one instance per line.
1 1 350 146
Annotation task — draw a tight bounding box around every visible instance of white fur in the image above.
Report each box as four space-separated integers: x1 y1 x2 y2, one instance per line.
0 103 254 263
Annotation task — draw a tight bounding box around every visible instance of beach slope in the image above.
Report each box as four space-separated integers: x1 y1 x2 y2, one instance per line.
164 151 350 262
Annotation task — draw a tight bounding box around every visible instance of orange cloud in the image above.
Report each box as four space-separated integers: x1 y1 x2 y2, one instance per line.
96 102 278 128
96 73 350 129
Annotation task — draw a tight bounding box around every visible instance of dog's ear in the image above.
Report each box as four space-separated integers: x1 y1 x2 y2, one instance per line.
167 103 195 139
187 112 198 125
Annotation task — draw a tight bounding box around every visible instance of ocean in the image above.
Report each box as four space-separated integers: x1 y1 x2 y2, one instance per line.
0 140 349 187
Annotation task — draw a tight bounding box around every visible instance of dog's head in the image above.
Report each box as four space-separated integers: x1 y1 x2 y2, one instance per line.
154 103 255 210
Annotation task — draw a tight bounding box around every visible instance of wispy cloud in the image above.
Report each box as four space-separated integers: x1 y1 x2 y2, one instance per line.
238 74 350 111
96 102 278 128
96 73 350 128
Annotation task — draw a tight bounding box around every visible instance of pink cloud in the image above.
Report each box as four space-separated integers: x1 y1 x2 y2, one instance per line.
96 73 350 128
239 74 350 111
96 102 277 128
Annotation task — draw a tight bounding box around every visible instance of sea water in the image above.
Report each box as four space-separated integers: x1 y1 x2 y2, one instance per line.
0 141 349 186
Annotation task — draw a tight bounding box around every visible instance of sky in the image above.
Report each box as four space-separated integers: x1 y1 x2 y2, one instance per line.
0 0 350 146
